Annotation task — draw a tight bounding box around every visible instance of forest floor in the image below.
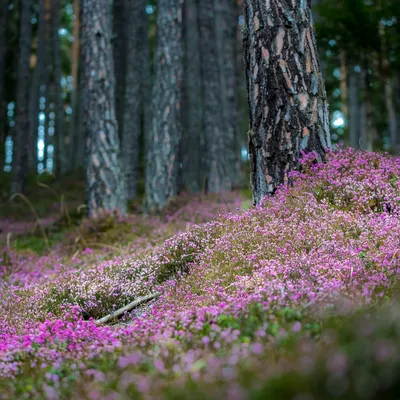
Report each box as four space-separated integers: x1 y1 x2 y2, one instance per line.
1 148 400 399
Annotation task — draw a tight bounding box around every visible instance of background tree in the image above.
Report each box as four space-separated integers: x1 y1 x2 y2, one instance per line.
52 0 66 177
180 0 203 193
145 0 184 211
243 0 331 204
11 0 34 194
81 0 126 217
0 0 8 159
197 0 232 193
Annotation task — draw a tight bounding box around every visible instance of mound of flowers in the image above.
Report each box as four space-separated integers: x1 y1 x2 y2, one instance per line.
1 148 400 399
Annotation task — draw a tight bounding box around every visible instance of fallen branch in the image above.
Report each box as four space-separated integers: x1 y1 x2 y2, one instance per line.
95 292 160 325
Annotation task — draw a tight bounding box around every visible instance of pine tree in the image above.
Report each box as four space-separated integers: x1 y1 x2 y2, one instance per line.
81 0 126 217
11 0 33 194
145 0 184 211
243 0 331 204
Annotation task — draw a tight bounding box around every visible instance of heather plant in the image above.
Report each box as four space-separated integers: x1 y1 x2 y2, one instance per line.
0 149 400 399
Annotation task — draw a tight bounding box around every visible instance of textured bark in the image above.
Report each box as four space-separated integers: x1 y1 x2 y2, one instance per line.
0 0 8 149
81 0 126 217
348 65 360 149
28 0 51 171
11 0 33 194
145 0 184 211
243 0 331 204
121 0 148 200
112 0 126 142
197 0 231 193
215 0 240 188
52 0 66 176
181 0 203 192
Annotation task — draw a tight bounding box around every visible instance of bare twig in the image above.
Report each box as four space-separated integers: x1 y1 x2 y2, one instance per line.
95 292 160 325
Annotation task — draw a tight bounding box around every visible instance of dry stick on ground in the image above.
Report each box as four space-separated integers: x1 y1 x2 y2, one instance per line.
95 292 160 325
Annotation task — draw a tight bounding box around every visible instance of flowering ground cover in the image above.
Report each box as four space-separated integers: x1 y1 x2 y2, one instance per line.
1 148 400 399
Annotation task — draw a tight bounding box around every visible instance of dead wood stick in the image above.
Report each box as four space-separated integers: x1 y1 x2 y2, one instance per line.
95 292 160 325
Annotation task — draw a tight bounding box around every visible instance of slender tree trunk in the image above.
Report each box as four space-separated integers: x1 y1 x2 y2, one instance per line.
197 0 231 193
339 49 348 125
145 0 184 211
11 0 33 194
52 0 66 177
181 0 203 192
385 77 397 152
243 0 331 204
69 0 81 170
81 0 126 217
359 66 369 151
112 0 126 142
121 0 148 200
0 0 8 153
348 65 360 149
28 0 51 172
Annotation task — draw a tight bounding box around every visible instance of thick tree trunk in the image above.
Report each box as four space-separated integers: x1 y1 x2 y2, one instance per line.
243 0 331 204
11 0 33 194
81 0 126 217
28 0 51 172
181 0 203 192
121 0 148 200
348 65 360 149
145 0 184 211
197 0 231 193
52 0 66 177
0 0 8 151
112 0 126 143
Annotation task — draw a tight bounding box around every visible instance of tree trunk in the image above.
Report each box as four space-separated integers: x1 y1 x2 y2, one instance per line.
348 65 360 149
121 0 148 200
215 0 240 188
81 0 126 217
52 0 66 177
181 0 203 192
145 0 184 211
243 0 331 204
112 0 126 143
0 0 8 152
28 0 51 172
384 77 397 152
69 0 81 170
11 0 33 194
197 0 231 193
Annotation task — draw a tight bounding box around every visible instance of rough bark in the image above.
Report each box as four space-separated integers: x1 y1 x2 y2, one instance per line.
348 65 360 149
52 0 66 176
243 0 331 204
81 0 126 217
11 0 33 194
145 0 184 211
28 0 51 171
197 0 231 193
121 0 148 200
0 0 8 150
181 0 203 192
112 0 126 142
